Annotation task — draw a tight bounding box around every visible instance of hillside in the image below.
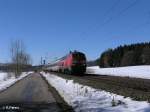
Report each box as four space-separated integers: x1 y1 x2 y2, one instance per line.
98 42 150 67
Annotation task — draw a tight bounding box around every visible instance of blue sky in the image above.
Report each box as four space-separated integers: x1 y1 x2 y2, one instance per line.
0 0 150 64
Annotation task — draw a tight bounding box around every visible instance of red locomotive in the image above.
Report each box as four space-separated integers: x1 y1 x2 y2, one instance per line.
47 51 86 74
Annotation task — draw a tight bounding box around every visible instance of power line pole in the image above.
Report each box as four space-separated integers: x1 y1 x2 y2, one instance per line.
41 57 43 65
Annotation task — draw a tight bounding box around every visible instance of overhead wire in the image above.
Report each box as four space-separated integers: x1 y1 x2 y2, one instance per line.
80 0 120 38
80 0 140 38
98 0 140 29
103 0 121 16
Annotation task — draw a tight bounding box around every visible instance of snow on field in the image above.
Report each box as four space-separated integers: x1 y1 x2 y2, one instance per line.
0 73 8 81
42 72 150 112
0 72 31 91
87 66 150 79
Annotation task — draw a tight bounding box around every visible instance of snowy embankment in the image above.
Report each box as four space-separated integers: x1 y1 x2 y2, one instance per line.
87 66 150 79
42 72 150 112
0 72 31 91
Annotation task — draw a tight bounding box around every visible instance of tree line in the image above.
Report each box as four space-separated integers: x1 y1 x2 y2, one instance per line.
98 42 150 68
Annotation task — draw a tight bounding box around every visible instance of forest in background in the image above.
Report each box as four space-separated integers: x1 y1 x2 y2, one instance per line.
87 42 150 68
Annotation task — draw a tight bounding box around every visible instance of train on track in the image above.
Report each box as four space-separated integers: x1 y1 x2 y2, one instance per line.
44 51 87 74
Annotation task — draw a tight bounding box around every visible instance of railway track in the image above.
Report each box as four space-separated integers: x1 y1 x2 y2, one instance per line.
47 72 150 102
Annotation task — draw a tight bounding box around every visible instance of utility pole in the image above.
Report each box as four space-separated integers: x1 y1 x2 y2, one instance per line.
45 52 48 65
41 57 43 65
43 60 46 65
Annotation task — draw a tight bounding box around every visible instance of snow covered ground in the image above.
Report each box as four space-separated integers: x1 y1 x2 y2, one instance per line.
42 72 150 112
0 72 32 91
87 66 150 79
0 73 8 82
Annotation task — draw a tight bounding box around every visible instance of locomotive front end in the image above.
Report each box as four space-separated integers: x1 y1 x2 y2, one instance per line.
71 52 86 74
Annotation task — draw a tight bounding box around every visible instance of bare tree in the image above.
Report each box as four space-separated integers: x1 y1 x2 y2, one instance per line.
10 39 31 77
